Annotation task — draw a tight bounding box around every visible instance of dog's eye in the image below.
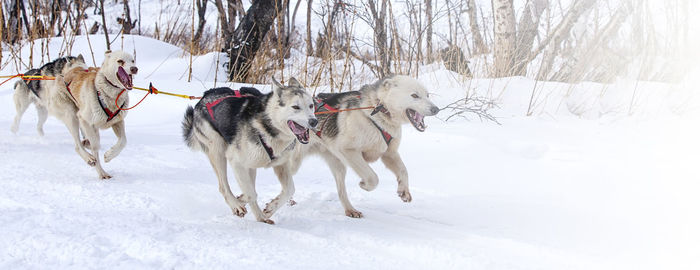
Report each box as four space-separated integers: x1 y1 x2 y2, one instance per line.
292 105 300 110
309 104 314 109
117 60 124 65
411 93 419 99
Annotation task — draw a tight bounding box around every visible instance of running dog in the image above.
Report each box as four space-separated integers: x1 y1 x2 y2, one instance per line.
52 51 138 179
182 78 318 224
311 75 440 218
11 55 87 135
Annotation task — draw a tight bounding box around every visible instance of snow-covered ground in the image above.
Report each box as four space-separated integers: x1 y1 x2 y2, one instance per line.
1 36 699 269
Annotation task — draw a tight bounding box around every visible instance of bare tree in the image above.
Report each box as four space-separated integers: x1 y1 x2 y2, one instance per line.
491 0 516 77
193 0 207 49
425 0 432 62
306 0 313 56
367 0 390 76
118 0 137 34
215 0 244 51
467 0 487 54
99 0 110 50
227 0 283 81
513 0 548 76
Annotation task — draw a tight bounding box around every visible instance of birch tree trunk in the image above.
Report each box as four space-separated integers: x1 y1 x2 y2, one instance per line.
491 0 516 77
227 0 282 81
513 0 547 76
425 0 432 62
467 0 487 54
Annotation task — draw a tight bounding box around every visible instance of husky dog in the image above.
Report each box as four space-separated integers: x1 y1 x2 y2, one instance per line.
311 75 440 217
51 51 138 179
11 55 87 135
182 78 317 224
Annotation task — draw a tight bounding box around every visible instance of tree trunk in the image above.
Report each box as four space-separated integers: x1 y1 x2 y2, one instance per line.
425 0 432 62
491 0 516 77
535 0 596 80
305 0 313 56
227 0 282 81
513 0 548 76
99 0 110 50
8 0 22 44
193 0 207 49
120 0 136 34
368 0 389 77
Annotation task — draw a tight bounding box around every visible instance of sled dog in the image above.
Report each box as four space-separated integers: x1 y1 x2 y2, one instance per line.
11 55 87 135
182 78 318 224
52 51 138 179
311 75 440 217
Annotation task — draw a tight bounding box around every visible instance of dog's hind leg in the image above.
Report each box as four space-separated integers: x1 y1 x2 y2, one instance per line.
35 104 48 136
104 121 127 163
263 165 295 219
338 149 379 192
232 164 273 224
80 120 111 179
381 150 412 202
321 151 363 218
207 151 247 217
11 87 31 134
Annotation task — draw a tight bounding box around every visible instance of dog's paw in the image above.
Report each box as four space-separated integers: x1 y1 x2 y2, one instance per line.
345 209 363 218
260 219 275 225
86 155 97 166
398 190 412 202
288 199 297 206
99 173 112 180
104 151 116 163
359 179 378 191
37 128 44 137
10 124 18 134
81 139 91 148
232 206 247 217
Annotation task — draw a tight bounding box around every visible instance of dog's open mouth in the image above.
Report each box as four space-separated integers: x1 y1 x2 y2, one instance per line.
117 66 133 90
287 120 310 144
406 109 426 132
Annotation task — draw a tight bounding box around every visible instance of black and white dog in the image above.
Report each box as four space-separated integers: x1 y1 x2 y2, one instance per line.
11 55 87 135
182 78 317 224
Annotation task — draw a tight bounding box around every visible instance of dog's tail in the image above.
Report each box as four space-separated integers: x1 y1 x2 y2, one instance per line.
182 106 196 149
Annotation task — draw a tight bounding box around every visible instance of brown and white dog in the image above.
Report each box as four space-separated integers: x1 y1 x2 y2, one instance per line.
51 51 138 179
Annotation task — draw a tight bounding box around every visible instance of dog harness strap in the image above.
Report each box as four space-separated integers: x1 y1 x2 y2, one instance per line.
65 82 78 104
206 91 252 121
368 118 393 146
97 91 125 122
258 134 276 161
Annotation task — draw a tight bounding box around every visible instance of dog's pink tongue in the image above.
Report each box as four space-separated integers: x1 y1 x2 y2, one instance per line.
287 121 306 135
414 111 424 123
117 66 133 89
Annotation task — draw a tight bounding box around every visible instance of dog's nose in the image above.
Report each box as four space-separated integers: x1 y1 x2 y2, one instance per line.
308 118 318 128
130 66 138 74
430 106 440 115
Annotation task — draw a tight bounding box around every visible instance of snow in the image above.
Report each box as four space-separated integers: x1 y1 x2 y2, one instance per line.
1 36 700 269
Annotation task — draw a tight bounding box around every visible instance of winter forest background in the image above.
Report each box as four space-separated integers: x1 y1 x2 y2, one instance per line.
1 0 695 87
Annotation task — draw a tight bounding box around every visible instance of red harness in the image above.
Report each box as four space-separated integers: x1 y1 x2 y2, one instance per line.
314 95 393 146
206 90 252 121
65 70 126 122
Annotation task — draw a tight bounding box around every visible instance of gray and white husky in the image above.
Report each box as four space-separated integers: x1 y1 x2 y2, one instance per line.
11 55 87 135
311 75 440 218
182 78 318 224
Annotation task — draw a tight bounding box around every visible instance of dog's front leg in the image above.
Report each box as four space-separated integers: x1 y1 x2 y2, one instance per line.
104 121 127 163
339 149 379 192
264 165 295 219
232 164 273 224
80 120 111 179
381 151 412 202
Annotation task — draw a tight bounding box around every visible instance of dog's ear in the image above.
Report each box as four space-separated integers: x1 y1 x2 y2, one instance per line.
271 77 284 89
288 77 302 88
76 54 85 62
